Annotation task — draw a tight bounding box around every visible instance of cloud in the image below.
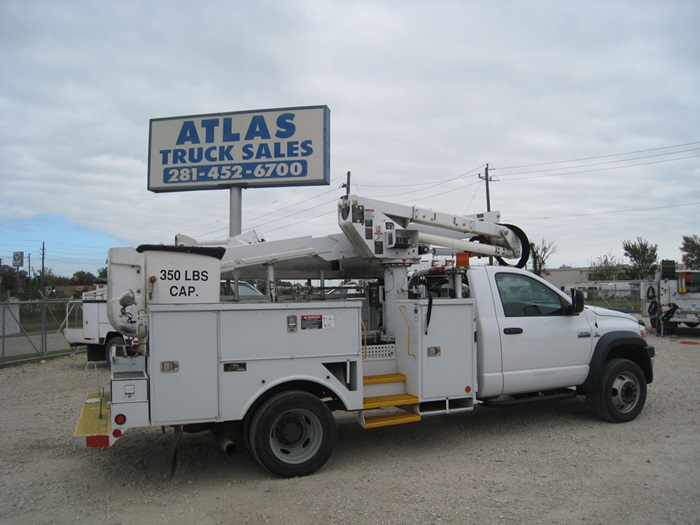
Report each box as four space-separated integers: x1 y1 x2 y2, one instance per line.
1 0 699 276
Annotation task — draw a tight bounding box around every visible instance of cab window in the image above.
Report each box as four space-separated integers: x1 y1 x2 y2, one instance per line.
495 273 565 317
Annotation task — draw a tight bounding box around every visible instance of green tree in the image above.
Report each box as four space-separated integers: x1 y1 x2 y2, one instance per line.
72 270 96 285
589 252 624 281
622 237 658 280
529 238 557 277
680 234 700 269
0 264 17 295
97 267 108 279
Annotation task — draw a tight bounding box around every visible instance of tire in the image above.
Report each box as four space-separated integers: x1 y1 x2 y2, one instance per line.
86 344 103 362
663 322 678 335
249 390 336 477
104 335 125 366
593 359 647 423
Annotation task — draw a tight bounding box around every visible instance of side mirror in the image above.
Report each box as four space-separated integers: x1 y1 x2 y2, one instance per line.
568 288 585 314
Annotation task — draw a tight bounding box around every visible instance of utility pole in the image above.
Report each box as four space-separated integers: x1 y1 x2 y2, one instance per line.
478 163 492 212
41 242 45 294
478 164 494 265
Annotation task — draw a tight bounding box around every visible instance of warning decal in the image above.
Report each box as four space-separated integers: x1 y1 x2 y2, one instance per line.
301 315 335 330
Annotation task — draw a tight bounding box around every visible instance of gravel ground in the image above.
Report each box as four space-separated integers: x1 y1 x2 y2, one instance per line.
1 328 699 525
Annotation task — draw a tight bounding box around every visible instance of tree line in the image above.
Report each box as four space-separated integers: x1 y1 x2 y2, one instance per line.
0 266 107 299
2 234 699 298
530 234 700 280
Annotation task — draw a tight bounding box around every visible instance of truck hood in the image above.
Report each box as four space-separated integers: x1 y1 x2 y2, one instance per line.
584 305 643 334
585 305 636 321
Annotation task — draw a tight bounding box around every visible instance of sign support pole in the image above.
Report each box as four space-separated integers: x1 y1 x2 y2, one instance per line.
229 187 242 238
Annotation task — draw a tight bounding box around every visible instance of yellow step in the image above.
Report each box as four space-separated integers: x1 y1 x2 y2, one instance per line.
364 412 422 429
74 392 111 448
363 373 406 385
363 393 419 409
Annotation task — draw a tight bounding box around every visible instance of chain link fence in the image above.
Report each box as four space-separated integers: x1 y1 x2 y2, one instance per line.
567 282 642 313
1 299 84 365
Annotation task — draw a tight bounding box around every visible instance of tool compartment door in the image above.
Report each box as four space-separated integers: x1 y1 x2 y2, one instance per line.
419 299 476 399
149 309 219 424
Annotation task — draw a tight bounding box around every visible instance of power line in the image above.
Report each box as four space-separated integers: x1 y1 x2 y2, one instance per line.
139 142 700 242
515 201 700 222
494 141 700 171
354 164 485 189
495 153 700 182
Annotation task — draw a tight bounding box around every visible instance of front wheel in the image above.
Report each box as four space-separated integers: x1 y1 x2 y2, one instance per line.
593 359 647 423
249 390 336 477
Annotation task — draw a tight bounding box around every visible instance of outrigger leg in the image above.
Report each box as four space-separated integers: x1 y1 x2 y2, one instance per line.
169 425 184 480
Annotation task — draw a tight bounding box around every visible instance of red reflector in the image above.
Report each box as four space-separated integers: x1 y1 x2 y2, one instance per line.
112 429 122 438
465 385 472 393
86 435 110 448
114 414 127 425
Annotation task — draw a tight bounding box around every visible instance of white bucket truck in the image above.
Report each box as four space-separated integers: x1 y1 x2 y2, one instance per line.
63 282 126 366
641 260 700 335
75 193 654 477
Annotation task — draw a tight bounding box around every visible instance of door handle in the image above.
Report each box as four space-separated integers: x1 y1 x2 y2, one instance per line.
503 327 523 335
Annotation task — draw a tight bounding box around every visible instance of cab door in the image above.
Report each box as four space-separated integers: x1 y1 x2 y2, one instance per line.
491 271 593 394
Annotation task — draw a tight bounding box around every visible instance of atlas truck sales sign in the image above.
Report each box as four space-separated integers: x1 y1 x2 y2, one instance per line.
148 106 330 192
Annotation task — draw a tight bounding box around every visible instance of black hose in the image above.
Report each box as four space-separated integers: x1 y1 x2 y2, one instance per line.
496 224 530 269
647 300 658 316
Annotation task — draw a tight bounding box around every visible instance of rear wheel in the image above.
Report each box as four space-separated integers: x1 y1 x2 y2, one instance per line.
249 390 336 477
104 335 125 366
593 359 646 423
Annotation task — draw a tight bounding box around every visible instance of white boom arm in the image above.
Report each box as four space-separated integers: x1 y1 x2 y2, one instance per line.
337 194 528 267
171 194 528 277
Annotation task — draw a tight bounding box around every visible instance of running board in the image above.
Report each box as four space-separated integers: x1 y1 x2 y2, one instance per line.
482 389 577 407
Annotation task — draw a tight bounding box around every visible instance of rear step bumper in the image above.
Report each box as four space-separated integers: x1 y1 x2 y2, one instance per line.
74 392 115 448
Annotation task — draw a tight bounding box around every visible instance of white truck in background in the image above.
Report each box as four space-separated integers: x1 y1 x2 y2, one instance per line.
641 260 700 335
74 193 654 477
64 281 125 366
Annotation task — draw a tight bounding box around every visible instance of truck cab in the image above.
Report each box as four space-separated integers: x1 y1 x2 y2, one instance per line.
410 264 653 419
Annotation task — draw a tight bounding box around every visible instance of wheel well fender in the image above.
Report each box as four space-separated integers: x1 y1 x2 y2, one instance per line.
103 332 124 347
580 331 655 394
242 378 350 428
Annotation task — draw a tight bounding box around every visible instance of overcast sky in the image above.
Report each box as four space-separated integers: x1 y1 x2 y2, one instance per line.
1 0 699 279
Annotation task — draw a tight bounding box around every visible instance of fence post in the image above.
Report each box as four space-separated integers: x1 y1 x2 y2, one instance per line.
41 300 48 357
1 304 5 361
